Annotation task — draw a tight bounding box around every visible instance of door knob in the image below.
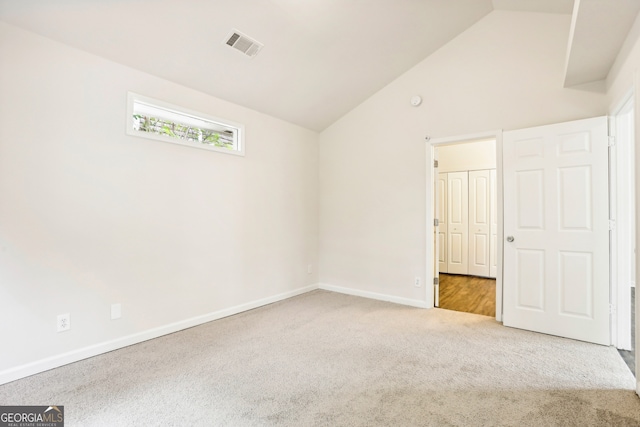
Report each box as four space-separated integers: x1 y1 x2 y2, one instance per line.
506 236 514 242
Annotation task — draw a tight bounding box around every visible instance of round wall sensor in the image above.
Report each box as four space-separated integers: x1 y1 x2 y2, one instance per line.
410 95 422 106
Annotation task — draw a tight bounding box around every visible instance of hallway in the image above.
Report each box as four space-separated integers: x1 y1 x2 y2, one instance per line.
439 273 495 317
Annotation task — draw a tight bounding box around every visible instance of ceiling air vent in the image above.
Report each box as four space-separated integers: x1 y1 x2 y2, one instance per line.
224 30 263 58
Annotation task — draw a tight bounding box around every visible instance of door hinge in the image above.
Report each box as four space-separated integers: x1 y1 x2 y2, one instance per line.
434 218 439 226
434 160 439 168
609 219 616 230
608 135 616 147
433 277 439 285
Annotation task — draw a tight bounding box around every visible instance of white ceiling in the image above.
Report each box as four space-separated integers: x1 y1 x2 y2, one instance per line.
564 0 640 87
492 0 574 14
0 1 634 131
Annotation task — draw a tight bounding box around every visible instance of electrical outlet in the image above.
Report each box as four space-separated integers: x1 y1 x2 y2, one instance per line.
307 264 313 274
111 303 122 320
57 313 70 332
414 277 421 287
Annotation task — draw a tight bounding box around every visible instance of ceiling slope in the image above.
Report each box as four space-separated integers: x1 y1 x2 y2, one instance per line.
3 1 632 130
0 0 494 131
564 0 640 88
492 0 574 14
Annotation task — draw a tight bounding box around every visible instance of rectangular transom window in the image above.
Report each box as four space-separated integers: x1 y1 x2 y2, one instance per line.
126 92 244 156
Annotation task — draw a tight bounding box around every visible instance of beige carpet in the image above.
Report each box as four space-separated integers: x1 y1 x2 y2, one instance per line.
1 290 639 426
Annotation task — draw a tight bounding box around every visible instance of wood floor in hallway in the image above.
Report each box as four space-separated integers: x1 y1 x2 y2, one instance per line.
439 273 496 317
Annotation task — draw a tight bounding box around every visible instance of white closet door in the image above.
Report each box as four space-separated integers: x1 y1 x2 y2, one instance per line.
469 170 491 277
489 169 497 278
438 173 448 274
447 171 468 274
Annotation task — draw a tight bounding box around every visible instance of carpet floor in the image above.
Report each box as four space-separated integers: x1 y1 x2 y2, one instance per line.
1 290 639 426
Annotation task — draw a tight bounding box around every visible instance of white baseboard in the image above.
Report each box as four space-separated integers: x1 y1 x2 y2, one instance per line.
318 283 428 309
0 284 319 385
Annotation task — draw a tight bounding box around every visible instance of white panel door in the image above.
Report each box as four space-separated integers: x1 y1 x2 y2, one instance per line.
489 169 497 278
503 116 609 345
438 173 448 274
469 170 491 277
447 171 468 274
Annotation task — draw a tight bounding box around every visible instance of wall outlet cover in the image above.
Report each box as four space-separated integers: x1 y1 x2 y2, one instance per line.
111 303 122 320
57 313 70 332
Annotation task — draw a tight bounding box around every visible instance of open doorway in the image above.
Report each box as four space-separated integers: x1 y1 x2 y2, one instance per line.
433 138 498 318
427 115 636 378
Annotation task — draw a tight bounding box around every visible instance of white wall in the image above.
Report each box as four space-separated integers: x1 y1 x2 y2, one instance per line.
436 140 496 173
0 23 319 383
318 10 607 303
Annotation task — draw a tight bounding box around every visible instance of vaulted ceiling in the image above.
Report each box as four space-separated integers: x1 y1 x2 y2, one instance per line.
0 0 636 131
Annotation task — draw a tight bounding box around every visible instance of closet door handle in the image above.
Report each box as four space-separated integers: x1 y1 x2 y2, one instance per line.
506 236 514 242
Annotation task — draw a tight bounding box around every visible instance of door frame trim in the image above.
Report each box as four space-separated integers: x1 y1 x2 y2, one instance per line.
610 88 635 350
633 72 640 396
426 130 504 321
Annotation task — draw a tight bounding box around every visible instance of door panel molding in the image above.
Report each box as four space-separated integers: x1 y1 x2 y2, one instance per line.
503 116 609 345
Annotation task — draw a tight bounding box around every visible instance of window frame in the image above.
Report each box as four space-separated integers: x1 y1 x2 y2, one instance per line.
126 92 245 156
